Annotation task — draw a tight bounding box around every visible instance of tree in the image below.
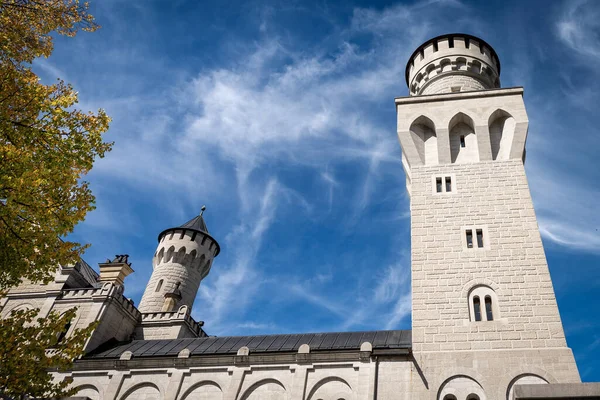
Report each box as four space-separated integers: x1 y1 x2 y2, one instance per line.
0 308 96 399
0 0 111 397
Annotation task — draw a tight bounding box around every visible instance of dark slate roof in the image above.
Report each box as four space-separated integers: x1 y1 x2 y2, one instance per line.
180 214 208 233
85 330 411 359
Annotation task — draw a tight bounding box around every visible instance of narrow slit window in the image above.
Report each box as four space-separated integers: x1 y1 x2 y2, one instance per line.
436 177 443 193
466 229 473 248
445 177 452 192
476 229 484 248
473 296 481 321
460 135 466 147
191 231 197 241
155 279 163 292
485 296 493 321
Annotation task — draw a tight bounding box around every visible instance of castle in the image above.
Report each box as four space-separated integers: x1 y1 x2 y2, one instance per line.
2 33 598 400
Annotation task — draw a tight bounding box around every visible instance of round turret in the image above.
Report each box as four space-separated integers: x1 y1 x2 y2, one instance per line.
405 33 501 96
138 209 220 314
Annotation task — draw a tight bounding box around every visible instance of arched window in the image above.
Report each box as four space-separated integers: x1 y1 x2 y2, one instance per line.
488 109 516 161
473 296 482 322
156 248 165 266
449 112 478 163
485 296 493 321
409 116 438 165
467 394 480 400
175 247 186 263
55 314 72 344
165 246 175 263
468 285 499 322
155 279 163 292
443 395 457 400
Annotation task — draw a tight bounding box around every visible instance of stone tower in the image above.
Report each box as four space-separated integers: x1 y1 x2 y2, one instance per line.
396 34 581 398
138 209 220 314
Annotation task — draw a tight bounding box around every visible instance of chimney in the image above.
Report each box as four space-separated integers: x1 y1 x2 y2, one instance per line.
98 255 134 286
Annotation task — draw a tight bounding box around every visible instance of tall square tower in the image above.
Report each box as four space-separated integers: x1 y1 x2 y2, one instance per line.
396 34 581 400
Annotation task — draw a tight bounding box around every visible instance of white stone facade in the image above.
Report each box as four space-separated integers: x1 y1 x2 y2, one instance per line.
139 227 218 315
2 33 595 400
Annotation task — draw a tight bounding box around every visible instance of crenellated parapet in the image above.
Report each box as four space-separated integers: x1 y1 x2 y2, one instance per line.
136 305 207 339
406 34 500 96
59 282 141 319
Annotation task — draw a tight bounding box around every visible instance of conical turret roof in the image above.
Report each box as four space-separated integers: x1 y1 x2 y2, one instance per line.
179 214 209 233
156 206 220 257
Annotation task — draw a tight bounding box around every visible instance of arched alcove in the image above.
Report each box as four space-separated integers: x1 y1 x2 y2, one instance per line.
165 246 175 263
489 109 516 160
120 383 160 400
307 377 353 400
438 375 486 400
449 112 478 163
175 247 187 263
410 116 438 165
506 374 547 400
197 254 206 271
156 247 165 266
240 379 286 400
76 385 100 400
181 381 223 400
187 250 197 268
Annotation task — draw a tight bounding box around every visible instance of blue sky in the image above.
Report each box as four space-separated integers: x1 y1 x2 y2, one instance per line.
38 0 599 381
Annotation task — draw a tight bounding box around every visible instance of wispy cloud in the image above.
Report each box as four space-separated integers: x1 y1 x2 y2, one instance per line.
556 0 600 60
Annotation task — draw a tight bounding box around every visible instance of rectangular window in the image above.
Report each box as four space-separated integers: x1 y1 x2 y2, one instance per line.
445 177 452 192
466 230 473 248
436 177 442 193
460 135 466 148
476 229 484 248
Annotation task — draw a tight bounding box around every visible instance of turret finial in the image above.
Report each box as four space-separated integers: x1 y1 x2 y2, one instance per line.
200 205 206 216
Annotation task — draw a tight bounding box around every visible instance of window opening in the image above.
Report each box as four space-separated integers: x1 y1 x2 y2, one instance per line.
155 279 163 292
460 135 466 147
485 296 493 321
445 177 452 192
436 177 443 193
473 296 482 321
169 231 174 240
191 231 197 241
55 317 71 344
476 229 484 248
448 37 454 48
466 229 473 248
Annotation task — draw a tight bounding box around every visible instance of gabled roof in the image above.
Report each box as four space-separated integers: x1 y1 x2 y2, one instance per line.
85 330 411 359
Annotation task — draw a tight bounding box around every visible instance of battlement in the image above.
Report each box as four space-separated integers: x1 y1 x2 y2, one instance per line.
137 305 207 339
59 282 141 318
406 34 501 96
